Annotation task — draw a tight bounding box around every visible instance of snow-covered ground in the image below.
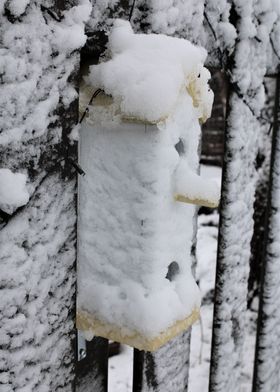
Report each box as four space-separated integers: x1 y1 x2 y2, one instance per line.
108 165 258 392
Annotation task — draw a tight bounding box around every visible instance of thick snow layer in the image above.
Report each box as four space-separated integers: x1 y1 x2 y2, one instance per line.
79 21 217 343
77 82 219 341
88 20 213 123
7 0 31 16
208 3 278 392
148 0 204 40
0 174 77 391
0 0 91 146
174 160 220 206
0 1 91 391
78 99 200 339
0 169 29 214
107 211 220 392
108 208 258 392
85 1 280 72
254 86 280 391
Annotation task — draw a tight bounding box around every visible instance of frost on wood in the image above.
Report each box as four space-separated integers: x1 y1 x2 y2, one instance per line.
84 0 280 72
146 0 280 71
0 0 90 146
134 331 191 392
0 1 90 391
86 0 129 35
248 77 275 305
147 0 236 68
266 1 280 73
77 21 218 351
0 175 76 391
147 0 204 42
209 2 277 392
253 72 280 392
85 0 211 62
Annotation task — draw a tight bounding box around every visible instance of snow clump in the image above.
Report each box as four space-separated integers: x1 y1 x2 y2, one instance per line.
0 168 30 214
89 19 214 123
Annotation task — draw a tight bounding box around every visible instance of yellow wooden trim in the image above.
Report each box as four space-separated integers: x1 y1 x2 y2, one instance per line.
174 194 219 208
76 308 199 352
121 114 168 125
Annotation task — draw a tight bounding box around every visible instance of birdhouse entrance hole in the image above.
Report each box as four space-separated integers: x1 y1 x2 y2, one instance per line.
166 261 180 281
175 139 185 156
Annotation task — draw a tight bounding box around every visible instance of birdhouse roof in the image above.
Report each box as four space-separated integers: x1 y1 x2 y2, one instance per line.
87 19 214 124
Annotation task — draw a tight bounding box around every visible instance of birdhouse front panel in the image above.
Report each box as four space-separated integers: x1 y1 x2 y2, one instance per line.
77 19 220 351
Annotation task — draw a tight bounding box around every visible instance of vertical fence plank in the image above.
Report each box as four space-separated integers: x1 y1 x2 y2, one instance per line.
208 4 275 391
133 330 191 392
248 77 276 307
209 83 259 392
252 70 280 391
0 1 84 391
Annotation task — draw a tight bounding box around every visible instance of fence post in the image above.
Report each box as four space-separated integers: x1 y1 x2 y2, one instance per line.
0 2 86 390
252 69 280 391
248 77 275 307
208 2 276 389
133 331 191 392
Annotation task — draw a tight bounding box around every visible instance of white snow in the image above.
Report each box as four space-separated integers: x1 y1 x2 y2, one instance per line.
88 19 213 123
7 0 31 17
0 1 91 391
108 194 258 392
54 1 92 54
78 27 216 347
85 0 280 72
174 160 220 206
253 83 280 390
0 0 91 146
0 174 77 391
69 124 81 142
147 0 204 41
108 345 133 392
207 2 278 390
78 23 218 344
0 169 29 214
78 113 201 341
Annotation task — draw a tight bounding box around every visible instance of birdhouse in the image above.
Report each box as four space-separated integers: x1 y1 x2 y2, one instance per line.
76 20 220 351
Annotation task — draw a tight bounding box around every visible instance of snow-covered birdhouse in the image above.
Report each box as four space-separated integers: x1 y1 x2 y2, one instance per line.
77 20 220 351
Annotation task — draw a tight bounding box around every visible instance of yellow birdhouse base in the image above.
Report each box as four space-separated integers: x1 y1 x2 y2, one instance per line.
76 308 200 352
174 194 219 209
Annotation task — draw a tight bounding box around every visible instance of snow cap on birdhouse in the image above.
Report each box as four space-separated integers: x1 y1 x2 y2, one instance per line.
77 20 220 351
